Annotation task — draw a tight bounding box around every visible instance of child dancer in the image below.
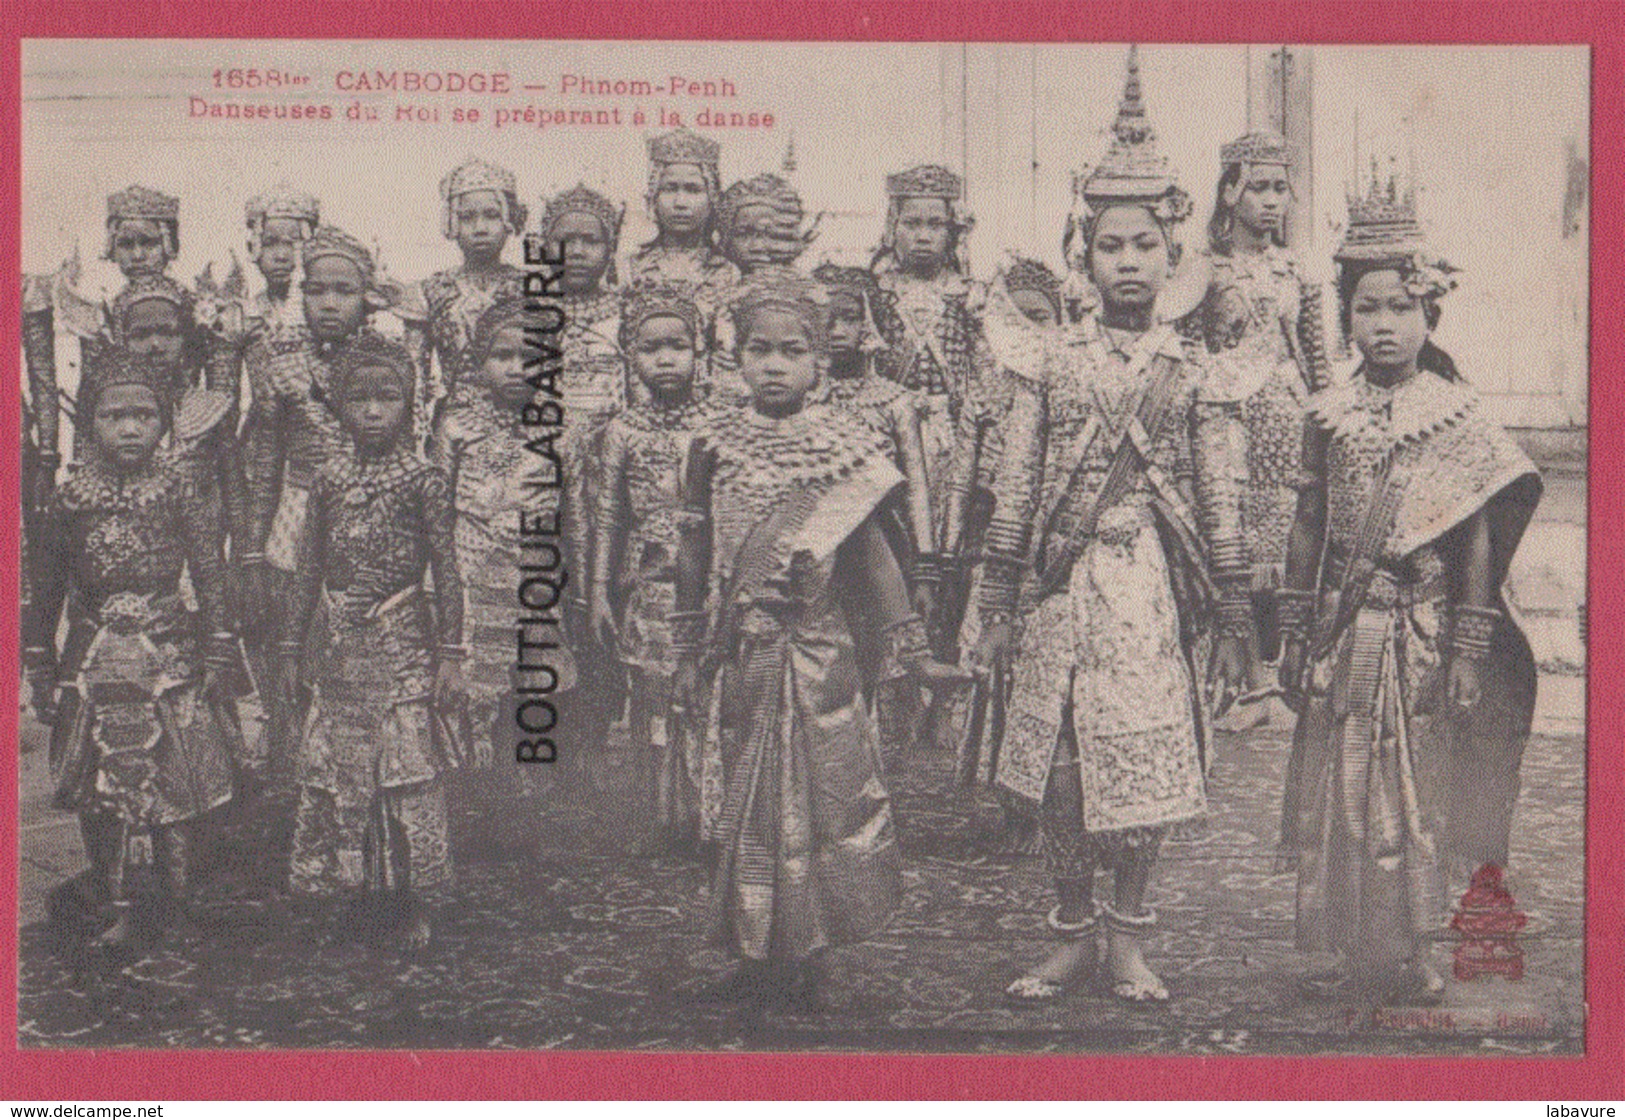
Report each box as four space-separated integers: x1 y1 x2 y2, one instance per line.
282 334 465 952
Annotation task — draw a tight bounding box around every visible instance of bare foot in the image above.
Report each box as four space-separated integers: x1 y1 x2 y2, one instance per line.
1105 929 1168 1002
1007 938 1096 1002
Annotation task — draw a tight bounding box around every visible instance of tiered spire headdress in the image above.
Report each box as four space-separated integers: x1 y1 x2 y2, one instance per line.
539 183 624 241
1064 46 1192 269
440 157 526 239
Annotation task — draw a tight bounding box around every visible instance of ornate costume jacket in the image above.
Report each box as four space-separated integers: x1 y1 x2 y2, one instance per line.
242 331 384 560
825 370 935 562
979 316 1247 812
402 265 524 417
592 396 720 675
26 450 236 824
1280 369 1542 951
1201 245 1330 582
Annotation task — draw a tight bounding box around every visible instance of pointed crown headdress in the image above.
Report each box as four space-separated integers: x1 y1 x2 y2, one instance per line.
812 260 891 354
1074 46 1191 226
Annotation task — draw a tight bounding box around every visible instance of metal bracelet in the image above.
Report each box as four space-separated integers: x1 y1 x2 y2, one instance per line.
1452 604 1501 661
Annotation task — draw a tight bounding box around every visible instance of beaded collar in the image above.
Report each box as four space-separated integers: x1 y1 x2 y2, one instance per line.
1307 367 1475 449
59 449 179 512
619 390 716 432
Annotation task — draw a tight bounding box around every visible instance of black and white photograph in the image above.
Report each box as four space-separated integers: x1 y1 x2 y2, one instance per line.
16 39 1589 1055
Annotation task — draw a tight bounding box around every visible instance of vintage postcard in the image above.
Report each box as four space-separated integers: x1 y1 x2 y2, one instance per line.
9 29 1599 1075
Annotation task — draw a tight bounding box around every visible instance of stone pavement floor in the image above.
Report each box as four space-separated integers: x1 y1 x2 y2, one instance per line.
16 689 1584 1055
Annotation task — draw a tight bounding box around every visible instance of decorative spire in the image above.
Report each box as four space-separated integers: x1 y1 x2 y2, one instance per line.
1113 43 1150 146
1074 45 1189 224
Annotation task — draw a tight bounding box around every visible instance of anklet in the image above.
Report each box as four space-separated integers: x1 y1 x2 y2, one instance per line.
1046 902 1101 938
1100 901 1157 931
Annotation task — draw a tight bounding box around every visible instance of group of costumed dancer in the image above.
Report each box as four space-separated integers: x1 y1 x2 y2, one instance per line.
21 46 1541 1012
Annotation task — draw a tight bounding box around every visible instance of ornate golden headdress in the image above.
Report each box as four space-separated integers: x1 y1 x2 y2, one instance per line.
648 127 720 170
440 157 526 238
301 225 376 279
618 283 703 351
1075 46 1190 223
729 265 828 346
1335 164 1458 300
717 173 804 228
1003 255 1063 307
538 183 624 241
245 183 320 231
885 164 963 200
1219 130 1292 169
245 183 320 256
331 331 417 399
82 350 181 422
107 184 179 225
104 184 180 259
111 274 193 338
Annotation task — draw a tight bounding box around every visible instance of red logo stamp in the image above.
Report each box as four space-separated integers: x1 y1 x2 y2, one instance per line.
1450 863 1528 981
